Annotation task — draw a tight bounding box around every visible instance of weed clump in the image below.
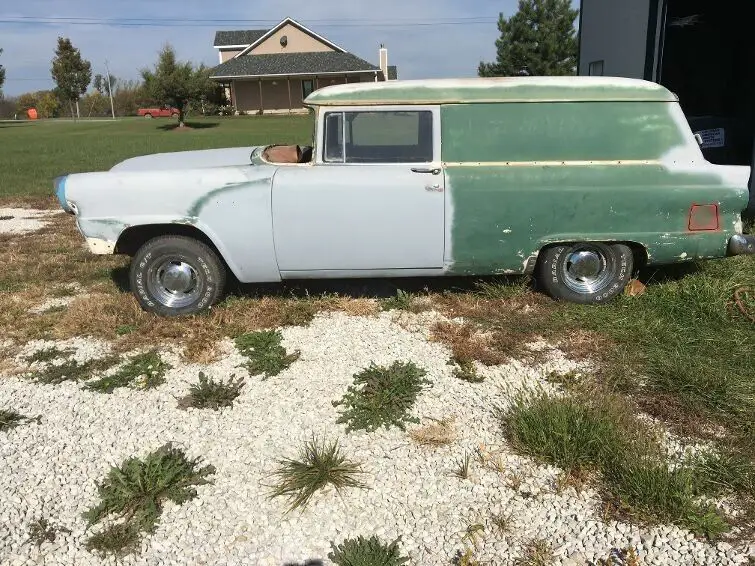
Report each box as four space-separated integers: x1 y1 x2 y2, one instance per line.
333 361 431 432
269 436 366 513
85 350 170 393
0 409 33 431
177 371 245 410
27 517 71 547
29 356 118 386
235 330 300 379
83 443 215 556
328 534 409 566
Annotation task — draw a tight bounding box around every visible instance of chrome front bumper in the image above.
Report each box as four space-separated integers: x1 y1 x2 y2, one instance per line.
728 234 755 255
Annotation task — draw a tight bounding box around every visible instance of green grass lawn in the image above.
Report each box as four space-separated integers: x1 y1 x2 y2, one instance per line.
0 115 314 202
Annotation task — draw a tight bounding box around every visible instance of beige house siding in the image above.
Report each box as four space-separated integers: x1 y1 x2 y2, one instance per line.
231 75 378 114
251 24 334 55
219 49 242 63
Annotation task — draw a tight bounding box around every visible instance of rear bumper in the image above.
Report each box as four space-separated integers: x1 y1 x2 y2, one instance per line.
728 234 755 255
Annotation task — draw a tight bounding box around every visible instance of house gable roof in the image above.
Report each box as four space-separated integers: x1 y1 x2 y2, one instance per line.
210 51 381 79
234 17 346 58
214 30 269 48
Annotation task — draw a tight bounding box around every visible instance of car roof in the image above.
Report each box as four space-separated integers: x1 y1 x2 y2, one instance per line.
304 76 677 106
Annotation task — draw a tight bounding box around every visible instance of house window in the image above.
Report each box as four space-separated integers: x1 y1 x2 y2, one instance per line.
302 80 315 99
323 110 434 164
588 60 605 76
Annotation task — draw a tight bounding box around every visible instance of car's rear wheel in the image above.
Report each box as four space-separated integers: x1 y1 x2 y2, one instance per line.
143 113 153 119
129 236 226 316
171 112 179 118
536 242 633 304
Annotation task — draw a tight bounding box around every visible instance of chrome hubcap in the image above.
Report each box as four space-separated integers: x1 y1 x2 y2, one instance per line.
148 260 201 308
561 247 612 294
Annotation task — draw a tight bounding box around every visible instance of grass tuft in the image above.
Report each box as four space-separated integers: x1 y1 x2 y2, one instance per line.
409 417 456 447
85 522 140 558
23 346 75 364
85 350 170 393
27 517 71 547
235 330 300 379
451 451 472 480
268 436 366 513
514 538 555 566
29 356 119 386
490 512 515 536
328 534 409 566
177 371 245 411
450 357 485 383
333 361 431 433
0 409 30 431
501 389 735 538
83 443 215 556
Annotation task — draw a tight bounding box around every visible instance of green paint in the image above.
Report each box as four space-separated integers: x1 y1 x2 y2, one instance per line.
186 180 268 218
305 77 675 107
445 164 746 273
441 102 686 163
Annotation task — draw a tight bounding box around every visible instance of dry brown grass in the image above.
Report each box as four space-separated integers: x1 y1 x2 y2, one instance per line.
0 214 378 363
408 417 457 446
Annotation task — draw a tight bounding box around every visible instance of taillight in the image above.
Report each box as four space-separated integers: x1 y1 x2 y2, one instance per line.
688 204 720 231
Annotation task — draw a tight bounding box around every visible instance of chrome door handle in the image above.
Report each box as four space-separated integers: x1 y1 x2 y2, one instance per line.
412 167 441 175
425 184 443 192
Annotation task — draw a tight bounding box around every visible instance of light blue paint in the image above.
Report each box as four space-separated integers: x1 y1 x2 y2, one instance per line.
54 175 68 211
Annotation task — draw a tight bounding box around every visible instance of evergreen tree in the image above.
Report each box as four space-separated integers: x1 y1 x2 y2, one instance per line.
140 44 212 127
478 0 579 77
0 48 5 96
51 37 92 119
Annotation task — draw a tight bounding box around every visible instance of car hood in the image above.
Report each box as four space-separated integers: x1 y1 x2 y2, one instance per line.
109 146 264 172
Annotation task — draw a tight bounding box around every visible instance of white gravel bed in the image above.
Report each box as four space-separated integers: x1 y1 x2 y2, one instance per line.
0 311 752 566
0 208 62 235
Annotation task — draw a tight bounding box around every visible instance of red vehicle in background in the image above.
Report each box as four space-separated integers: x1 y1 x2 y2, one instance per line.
138 104 180 118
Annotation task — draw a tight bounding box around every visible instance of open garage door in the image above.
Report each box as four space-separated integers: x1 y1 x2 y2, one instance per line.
658 0 755 169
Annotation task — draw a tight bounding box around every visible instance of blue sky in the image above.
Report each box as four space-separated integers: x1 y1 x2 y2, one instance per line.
0 0 580 96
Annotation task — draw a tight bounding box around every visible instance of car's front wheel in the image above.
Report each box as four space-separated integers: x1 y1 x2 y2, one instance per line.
129 236 226 316
536 242 633 304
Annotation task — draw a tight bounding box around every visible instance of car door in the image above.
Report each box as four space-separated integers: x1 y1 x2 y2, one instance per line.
271 106 445 273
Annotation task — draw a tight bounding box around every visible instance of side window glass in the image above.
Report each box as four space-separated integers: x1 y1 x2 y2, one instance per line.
344 111 433 163
324 112 344 162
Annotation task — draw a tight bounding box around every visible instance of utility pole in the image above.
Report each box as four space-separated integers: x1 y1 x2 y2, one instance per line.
105 59 115 120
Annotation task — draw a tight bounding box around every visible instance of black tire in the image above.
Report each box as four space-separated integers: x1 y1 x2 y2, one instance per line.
129 236 226 316
536 242 633 305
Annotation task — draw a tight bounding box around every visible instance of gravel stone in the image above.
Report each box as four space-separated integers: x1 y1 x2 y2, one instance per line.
1 311 752 565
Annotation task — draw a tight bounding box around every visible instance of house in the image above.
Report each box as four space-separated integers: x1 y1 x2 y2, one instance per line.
209 17 398 115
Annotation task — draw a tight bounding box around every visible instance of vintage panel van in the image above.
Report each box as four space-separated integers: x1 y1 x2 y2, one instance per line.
54 77 755 316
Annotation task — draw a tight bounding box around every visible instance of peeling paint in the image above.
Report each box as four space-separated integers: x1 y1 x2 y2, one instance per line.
85 237 116 255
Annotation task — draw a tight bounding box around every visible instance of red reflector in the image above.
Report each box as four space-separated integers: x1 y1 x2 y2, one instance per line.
688 204 719 231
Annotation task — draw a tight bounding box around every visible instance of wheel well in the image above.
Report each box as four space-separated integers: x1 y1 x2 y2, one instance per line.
115 224 221 258
533 241 649 271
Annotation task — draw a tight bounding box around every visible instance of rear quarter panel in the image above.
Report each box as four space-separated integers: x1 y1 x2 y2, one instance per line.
440 100 750 274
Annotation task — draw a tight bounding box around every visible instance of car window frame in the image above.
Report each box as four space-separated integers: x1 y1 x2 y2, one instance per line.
316 104 441 166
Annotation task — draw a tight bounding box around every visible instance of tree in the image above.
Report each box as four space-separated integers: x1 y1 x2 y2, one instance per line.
478 0 579 77
140 44 212 127
0 48 6 97
50 37 92 119
93 73 118 97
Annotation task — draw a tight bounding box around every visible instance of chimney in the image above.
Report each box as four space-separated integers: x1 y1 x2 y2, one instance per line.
379 44 388 81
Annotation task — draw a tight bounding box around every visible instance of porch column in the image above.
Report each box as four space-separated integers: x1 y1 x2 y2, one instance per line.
315 77 319 90
287 77 292 114
259 79 264 114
